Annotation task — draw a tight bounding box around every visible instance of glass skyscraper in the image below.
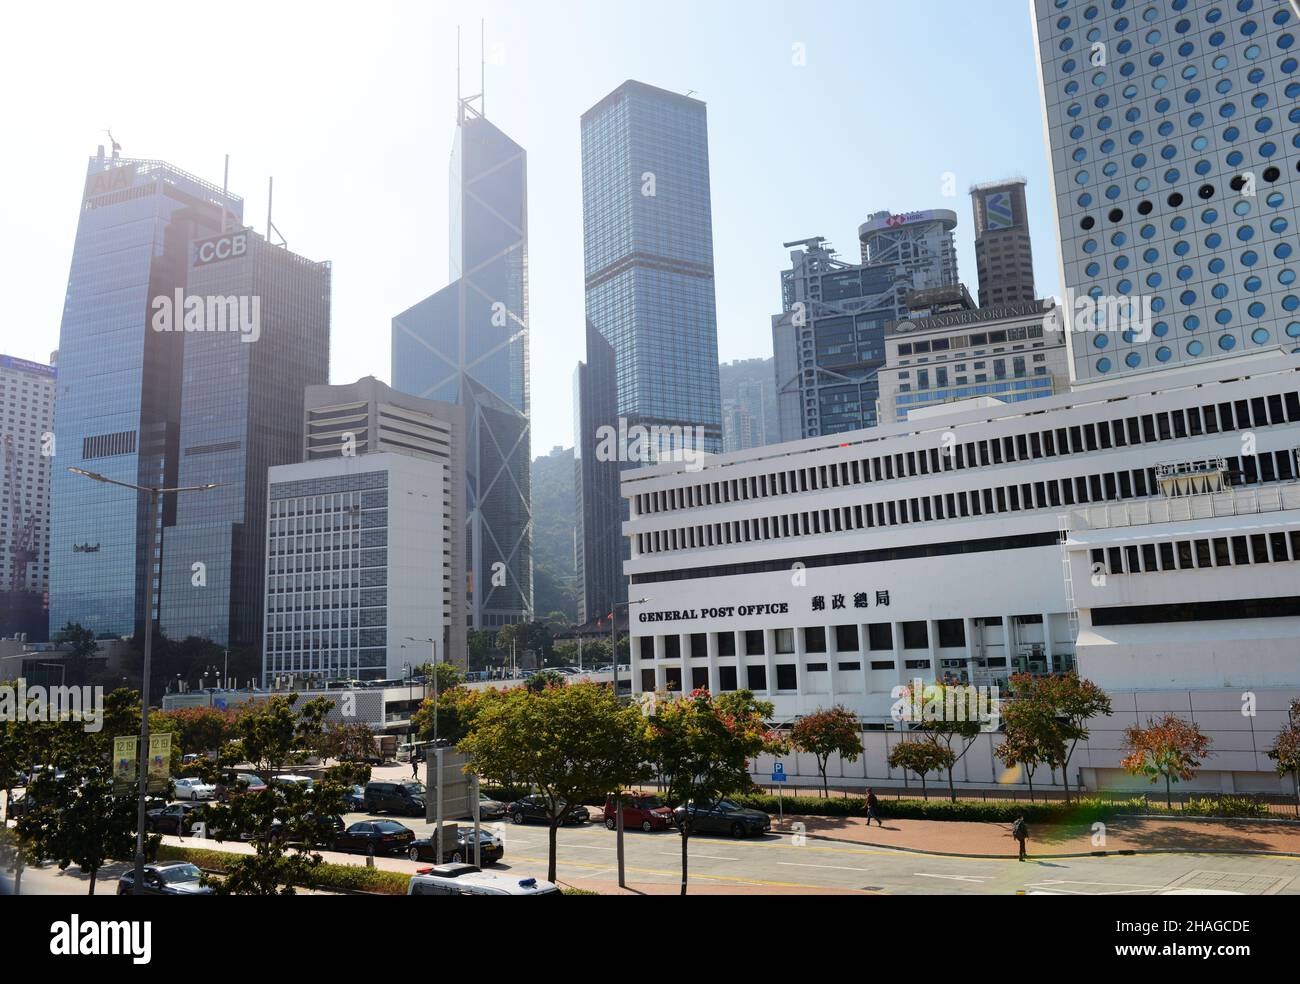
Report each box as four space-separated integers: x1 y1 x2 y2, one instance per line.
50 151 240 637
772 212 960 441
159 229 331 650
573 320 625 625
1032 0 1300 384
392 103 532 629
580 80 723 454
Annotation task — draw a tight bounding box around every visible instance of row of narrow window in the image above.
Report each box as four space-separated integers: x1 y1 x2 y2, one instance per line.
1091 529 1300 576
637 449 1299 556
634 388 1300 518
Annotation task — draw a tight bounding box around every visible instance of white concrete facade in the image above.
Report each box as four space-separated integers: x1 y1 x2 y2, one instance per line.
263 451 445 685
622 353 1300 791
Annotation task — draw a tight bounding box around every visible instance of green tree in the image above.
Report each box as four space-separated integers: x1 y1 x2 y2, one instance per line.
54 621 97 684
1009 673 1111 803
1121 713 1213 808
887 739 954 801
157 705 237 757
525 669 566 692
412 685 485 746
460 682 649 882
1267 698 1300 818
200 767 361 895
323 721 377 764
790 706 862 798
21 756 138 894
227 694 335 785
913 682 986 803
646 689 778 895
995 695 1064 803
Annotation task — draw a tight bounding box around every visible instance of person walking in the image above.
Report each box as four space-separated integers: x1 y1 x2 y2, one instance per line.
865 788 883 827
1011 816 1028 861
411 753 420 779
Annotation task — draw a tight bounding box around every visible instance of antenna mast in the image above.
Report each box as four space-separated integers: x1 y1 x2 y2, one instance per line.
456 20 485 123
266 176 286 248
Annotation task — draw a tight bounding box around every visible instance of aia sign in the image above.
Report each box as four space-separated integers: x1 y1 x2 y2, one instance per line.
83 163 138 198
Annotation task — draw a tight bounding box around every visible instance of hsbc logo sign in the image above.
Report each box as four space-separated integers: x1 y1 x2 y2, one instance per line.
885 212 925 227
193 232 249 266
84 163 138 198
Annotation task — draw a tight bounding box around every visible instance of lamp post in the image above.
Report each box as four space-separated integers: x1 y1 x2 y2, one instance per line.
405 635 442 859
68 466 218 896
606 597 646 889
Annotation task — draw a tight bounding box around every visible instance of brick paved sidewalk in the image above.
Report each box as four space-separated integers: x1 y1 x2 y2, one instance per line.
776 812 1300 857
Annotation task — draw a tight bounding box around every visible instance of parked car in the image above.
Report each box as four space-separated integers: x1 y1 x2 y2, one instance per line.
146 802 208 836
270 813 346 848
343 784 366 812
603 794 673 832
363 780 426 816
506 794 590 826
334 819 416 855
477 793 507 820
408 827 504 865
173 777 217 801
117 862 213 895
270 774 314 793
407 864 561 896
672 799 771 838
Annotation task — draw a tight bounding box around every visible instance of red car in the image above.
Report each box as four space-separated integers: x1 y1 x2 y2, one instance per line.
604 794 674 832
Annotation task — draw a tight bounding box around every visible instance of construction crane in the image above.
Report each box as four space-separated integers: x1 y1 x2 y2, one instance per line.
3 434 38 594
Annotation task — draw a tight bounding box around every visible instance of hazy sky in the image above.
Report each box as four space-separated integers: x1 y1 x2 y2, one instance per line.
3 0 1060 455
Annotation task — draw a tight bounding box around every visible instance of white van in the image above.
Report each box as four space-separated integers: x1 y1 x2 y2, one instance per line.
407 863 562 896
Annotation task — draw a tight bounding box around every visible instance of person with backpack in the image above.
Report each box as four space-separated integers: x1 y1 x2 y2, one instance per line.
1011 816 1028 861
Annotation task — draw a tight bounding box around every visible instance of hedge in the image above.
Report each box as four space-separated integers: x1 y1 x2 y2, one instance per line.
156 844 412 895
728 793 1273 823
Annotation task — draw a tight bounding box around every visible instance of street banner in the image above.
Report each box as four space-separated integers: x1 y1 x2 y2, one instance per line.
113 736 136 793
148 732 171 792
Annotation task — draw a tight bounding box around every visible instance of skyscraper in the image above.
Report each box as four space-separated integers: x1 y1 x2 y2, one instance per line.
0 354 56 640
393 97 532 630
970 178 1037 306
719 357 777 452
50 150 240 636
1031 0 1300 384
159 228 331 650
573 321 624 625
580 80 723 455
772 211 959 441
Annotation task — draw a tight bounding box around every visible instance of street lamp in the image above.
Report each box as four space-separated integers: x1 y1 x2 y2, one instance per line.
68 465 218 896
404 635 445 861
605 597 646 889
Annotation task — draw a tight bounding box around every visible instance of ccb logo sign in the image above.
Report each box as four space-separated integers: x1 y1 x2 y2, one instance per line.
194 232 248 266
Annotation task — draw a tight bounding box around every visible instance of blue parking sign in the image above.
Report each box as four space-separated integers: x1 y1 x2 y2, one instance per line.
771 762 786 783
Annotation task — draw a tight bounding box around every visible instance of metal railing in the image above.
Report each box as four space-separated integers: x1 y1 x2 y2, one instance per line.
1068 482 1300 531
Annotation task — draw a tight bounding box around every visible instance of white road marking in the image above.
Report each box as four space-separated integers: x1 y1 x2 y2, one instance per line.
778 862 873 873
657 851 738 862
914 873 988 883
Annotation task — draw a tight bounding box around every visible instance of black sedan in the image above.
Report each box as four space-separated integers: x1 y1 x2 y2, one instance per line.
672 799 771 838
117 862 213 895
333 819 416 855
146 802 207 836
408 827 504 865
506 795 590 826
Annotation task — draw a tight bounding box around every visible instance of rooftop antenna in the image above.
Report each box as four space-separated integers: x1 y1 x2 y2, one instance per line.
220 154 230 233
266 176 286 249
103 129 121 158
456 20 485 123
